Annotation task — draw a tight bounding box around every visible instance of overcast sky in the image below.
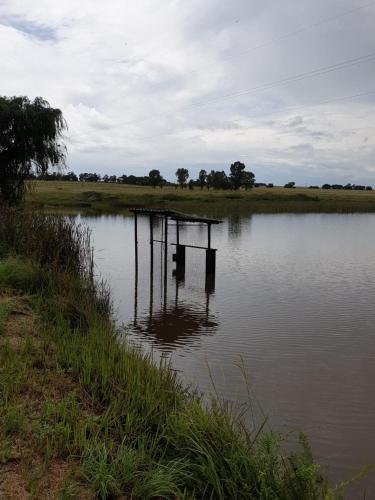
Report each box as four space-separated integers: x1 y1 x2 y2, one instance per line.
1 0 375 184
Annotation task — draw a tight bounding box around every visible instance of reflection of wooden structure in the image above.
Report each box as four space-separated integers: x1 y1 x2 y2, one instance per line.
130 208 222 281
132 304 218 349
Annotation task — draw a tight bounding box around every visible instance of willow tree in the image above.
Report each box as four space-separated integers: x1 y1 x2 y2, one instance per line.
0 96 66 205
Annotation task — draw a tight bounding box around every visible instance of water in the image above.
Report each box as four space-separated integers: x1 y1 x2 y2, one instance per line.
83 212 375 495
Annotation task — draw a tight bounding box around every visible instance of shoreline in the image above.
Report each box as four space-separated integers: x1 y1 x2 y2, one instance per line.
0 208 348 498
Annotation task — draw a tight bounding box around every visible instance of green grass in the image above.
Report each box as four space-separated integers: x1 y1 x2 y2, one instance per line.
0 208 358 498
0 257 46 293
26 180 375 216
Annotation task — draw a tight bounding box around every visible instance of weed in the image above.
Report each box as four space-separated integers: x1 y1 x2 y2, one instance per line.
133 462 183 499
0 300 12 334
112 444 137 490
2 404 25 435
0 435 13 463
81 441 119 499
57 479 81 500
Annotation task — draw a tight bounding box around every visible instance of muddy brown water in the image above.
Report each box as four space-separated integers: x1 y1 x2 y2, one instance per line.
81 212 375 496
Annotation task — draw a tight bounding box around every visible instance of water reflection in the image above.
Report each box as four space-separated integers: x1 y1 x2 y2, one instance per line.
132 298 218 350
227 212 253 239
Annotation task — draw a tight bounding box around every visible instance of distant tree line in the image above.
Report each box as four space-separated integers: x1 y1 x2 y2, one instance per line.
28 161 257 190
318 183 372 191
31 171 79 181
28 170 172 186
175 162 255 190
284 181 373 191
29 168 374 192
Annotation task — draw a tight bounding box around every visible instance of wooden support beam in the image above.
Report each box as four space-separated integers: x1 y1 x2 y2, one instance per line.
134 213 138 271
170 242 216 250
149 215 154 274
175 244 186 276
206 248 216 274
164 215 168 262
205 272 215 295
164 215 168 306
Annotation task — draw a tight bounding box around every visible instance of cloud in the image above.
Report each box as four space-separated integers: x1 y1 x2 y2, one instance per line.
0 0 375 184
197 121 244 131
286 116 304 128
0 15 57 41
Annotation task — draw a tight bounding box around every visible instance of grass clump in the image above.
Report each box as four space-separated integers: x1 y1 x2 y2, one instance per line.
0 299 13 335
0 208 349 498
81 442 123 498
0 206 93 278
0 256 46 293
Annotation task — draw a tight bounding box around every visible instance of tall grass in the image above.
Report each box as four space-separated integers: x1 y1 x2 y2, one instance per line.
0 206 93 279
0 207 346 498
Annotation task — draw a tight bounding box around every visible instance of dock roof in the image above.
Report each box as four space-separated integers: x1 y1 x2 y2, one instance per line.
129 208 222 225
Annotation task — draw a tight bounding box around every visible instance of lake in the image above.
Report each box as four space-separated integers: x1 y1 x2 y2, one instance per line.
82 212 375 496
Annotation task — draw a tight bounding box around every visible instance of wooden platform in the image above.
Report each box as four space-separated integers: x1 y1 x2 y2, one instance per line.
130 207 221 278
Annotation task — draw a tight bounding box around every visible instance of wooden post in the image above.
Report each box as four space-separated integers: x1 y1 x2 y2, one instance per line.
176 219 180 245
134 213 138 272
205 272 215 294
176 244 186 278
164 215 168 268
163 215 168 308
207 223 211 249
206 248 216 274
133 272 138 326
149 215 154 274
133 212 139 326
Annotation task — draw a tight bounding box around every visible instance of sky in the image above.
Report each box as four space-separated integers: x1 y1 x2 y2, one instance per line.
1 0 375 185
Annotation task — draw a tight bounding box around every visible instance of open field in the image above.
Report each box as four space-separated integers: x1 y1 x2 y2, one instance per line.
0 208 349 498
26 181 375 216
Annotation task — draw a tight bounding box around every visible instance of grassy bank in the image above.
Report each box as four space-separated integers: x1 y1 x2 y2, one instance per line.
0 208 347 498
26 181 375 216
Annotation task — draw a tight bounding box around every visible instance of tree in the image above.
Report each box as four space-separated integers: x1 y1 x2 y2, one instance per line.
175 168 189 188
229 161 246 190
0 96 66 205
149 169 163 188
61 171 78 181
79 173 100 182
198 169 207 189
284 182 295 188
229 161 255 190
207 170 231 190
242 170 255 190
